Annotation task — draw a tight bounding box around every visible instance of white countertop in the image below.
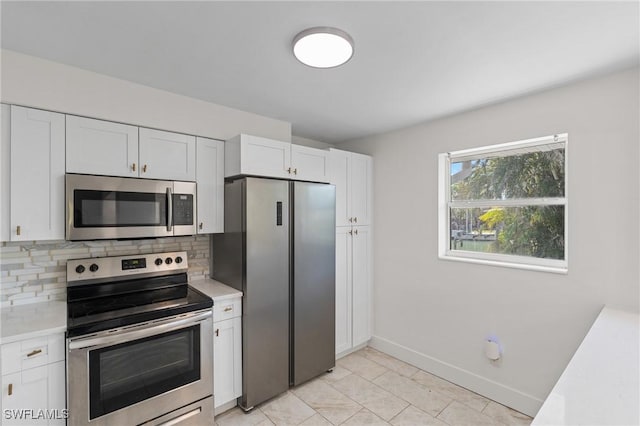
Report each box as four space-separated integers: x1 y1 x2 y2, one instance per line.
532 306 639 426
190 278 243 302
1 301 67 344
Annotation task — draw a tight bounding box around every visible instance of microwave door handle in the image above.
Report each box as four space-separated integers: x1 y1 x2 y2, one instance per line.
167 187 173 232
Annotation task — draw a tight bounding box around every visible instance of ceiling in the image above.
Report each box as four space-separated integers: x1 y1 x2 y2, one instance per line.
1 1 638 144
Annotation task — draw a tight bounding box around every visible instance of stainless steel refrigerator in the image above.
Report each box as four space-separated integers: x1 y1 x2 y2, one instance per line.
211 177 336 410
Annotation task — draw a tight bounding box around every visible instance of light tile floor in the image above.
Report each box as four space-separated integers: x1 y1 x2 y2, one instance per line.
215 347 533 426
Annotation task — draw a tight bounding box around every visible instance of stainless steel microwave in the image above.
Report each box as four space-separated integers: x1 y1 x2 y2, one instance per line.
66 174 196 240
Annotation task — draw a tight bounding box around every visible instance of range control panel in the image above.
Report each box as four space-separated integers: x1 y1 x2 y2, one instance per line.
67 251 188 283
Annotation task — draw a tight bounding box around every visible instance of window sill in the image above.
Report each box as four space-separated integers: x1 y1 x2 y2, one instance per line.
439 254 568 274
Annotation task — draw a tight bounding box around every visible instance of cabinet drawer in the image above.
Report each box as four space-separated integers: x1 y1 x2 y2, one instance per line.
214 298 242 322
1 334 65 375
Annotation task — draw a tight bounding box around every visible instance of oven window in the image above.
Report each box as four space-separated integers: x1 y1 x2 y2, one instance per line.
89 325 200 419
74 190 167 227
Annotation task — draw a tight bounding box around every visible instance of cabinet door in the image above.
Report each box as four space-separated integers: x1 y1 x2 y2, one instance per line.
329 149 351 227
196 137 224 234
1 104 10 241
214 317 242 409
351 226 371 347
335 227 353 355
349 153 372 226
66 115 138 177
10 106 65 241
291 144 330 183
239 135 291 179
2 361 65 425
139 128 196 181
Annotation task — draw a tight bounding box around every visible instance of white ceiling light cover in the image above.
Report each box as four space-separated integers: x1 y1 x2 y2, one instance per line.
293 27 354 68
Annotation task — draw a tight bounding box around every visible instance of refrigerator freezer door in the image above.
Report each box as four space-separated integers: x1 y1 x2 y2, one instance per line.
242 178 290 409
291 181 336 386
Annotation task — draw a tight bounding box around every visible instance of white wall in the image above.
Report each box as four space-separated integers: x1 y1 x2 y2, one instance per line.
0 49 291 142
339 67 640 416
292 134 334 150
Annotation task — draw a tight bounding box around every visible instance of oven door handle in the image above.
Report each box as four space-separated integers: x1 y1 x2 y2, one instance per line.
68 310 212 350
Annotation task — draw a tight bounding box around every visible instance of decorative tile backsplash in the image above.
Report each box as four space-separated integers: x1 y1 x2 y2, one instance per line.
0 235 210 308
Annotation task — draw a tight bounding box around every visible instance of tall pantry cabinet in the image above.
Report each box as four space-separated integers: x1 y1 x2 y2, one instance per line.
330 148 373 356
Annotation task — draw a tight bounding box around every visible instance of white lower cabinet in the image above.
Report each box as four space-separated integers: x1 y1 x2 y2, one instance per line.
213 297 242 413
1 334 66 425
335 225 372 356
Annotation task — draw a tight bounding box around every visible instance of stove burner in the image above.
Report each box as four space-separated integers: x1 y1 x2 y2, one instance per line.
66 252 212 338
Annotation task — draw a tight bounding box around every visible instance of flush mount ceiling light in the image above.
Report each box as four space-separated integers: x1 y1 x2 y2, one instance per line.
292 27 354 68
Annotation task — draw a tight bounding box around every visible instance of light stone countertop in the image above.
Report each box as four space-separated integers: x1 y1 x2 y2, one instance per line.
532 306 639 425
0 279 240 345
190 278 243 302
1 300 67 344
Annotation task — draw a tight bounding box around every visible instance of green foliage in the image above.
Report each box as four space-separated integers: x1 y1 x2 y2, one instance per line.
451 149 565 260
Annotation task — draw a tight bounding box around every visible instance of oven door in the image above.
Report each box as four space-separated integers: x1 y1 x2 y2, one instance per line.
66 174 196 240
67 310 213 426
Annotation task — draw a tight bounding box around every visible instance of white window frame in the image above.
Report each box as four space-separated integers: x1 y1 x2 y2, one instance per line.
438 133 568 274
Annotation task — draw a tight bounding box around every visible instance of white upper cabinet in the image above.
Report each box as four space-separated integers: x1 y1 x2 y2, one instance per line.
8 106 65 241
225 134 330 182
139 128 196 181
1 104 10 242
290 144 330 183
66 115 138 177
329 149 372 226
349 153 372 226
67 115 196 181
226 134 292 179
196 137 224 234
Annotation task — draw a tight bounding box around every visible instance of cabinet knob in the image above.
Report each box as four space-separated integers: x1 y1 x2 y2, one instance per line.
8 383 12 396
143 164 148 173
199 222 203 230
16 225 21 236
349 230 353 235
287 167 292 174
354 229 358 235
132 162 137 172
354 217 358 223
215 329 219 337
348 217 353 223
293 168 298 175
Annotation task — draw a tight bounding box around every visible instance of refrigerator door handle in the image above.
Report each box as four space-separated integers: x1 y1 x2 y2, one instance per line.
276 201 283 226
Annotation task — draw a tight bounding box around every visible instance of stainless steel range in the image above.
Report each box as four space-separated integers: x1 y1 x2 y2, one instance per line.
66 251 214 426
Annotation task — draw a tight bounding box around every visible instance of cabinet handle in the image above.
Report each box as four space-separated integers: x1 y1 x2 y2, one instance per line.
224 306 233 312
27 349 42 357
293 168 298 175
16 225 21 236
143 164 148 173
354 217 358 223
348 230 353 235
354 229 358 235
132 163 137 172
215 329 219 337
199 222 203 230
287 167 292 174
8 383 13 396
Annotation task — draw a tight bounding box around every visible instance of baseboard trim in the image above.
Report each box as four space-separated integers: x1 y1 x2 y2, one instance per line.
214 399 238 416
369 335 543 417
336 341 369 360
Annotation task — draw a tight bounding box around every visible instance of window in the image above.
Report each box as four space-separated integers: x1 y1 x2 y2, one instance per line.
438 134 568 273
